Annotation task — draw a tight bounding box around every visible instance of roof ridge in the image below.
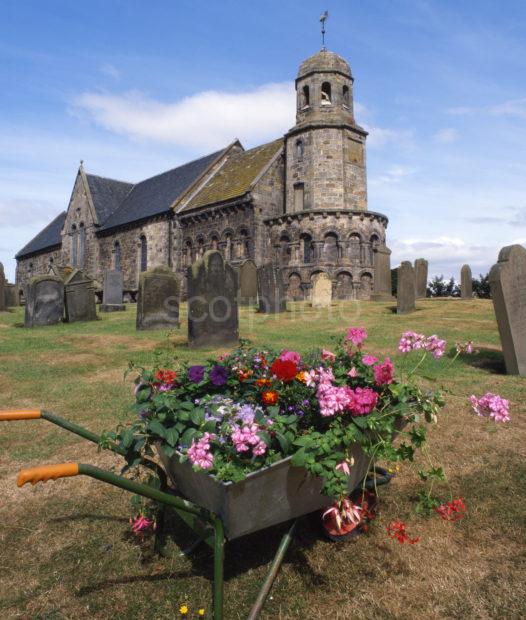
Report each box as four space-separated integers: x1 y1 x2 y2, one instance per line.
86 172 134 186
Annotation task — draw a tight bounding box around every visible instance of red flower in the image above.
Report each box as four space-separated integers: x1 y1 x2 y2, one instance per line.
386 521 420 544
256 378 271 388
435 497 466 521
262 390 279 406
154 369 177 386
270 359 298 383
238 369 252 382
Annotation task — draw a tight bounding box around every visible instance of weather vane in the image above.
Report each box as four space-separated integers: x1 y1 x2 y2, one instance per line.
320 11 329 50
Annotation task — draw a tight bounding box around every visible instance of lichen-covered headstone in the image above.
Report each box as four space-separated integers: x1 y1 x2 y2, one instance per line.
257 263 286 313
238 259 258 305
461 264 472 299
489 244 526 376
136 266 180 330
4 283 19 307
100 270 125 312
64 269 98 323
24 276 64 327
397 261 416 315
311 273 332 308
372 245 394 301
0 262 6 312
414 258 428 299
187 250 238 348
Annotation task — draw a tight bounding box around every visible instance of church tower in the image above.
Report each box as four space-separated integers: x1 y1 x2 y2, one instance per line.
284 49 368 213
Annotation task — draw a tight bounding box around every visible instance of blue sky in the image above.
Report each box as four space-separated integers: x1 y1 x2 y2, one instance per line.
1 0 525 282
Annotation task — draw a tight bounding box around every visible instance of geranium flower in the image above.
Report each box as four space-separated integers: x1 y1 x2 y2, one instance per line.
470 393 510 422
279 350 301 365
362 354 378 366
347 367 359 378
187 433 216 469
424 335 446 359
398 331 425 353
435 497 466 521
188 365 205 383
456 341 476 354
346 326 368 348
321 349 336 362
386 520 420 544
262 390 279 406
270 359 298 383
209 365 229 386
348 387 379 416
373 357 394 386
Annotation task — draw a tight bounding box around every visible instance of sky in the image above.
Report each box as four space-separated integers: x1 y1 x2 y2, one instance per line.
1 0 525 282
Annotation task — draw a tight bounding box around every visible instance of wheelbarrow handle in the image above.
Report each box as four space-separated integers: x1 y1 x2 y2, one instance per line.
0 410 42 421
17 463 79 487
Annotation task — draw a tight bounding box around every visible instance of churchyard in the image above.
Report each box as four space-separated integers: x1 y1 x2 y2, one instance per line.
0 298 524 619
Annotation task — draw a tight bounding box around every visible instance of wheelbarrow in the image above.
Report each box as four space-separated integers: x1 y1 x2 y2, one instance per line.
1 409 391 619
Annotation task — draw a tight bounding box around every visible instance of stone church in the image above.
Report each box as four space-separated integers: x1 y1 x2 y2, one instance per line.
15 48 392 301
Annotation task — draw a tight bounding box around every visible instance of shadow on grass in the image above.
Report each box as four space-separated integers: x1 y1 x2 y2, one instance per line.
50 513 128 524
76 569 195 595
455 347 506 375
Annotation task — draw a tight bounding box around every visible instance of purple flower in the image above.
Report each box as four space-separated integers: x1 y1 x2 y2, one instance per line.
209 365 229 386
188 365 205 383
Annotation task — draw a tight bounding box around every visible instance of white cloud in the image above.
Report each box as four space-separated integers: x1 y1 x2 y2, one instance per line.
370 165 417 185
489 98 526 119
73 83 296 150
100 63 120 80
0 198 56 228
446 106 477 115
364 126 415 149
433 127 458 143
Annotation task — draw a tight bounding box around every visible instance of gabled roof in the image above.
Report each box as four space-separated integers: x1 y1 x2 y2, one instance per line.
99 147 227 232
85 174 133 224
183 139 283 212
15 211 66 259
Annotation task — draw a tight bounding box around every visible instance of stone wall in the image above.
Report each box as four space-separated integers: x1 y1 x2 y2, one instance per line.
16 247 63 295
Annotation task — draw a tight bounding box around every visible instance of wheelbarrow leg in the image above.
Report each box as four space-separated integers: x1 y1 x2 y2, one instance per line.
213 518 225 620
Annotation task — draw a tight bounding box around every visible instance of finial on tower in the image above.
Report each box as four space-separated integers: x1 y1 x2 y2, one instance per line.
320 11 329 50
80 159 84 168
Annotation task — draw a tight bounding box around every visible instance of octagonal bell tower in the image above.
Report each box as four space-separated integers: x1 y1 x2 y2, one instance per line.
285 49 368 213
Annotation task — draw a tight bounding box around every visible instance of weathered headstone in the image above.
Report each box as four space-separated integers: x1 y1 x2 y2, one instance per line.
414 258 428 299
397 261 416 315
187 250 238 348
311 272 332 308
257 263 286 313
238 259 258 305
489 244 526 376
460 264 472 299
64 269 98 323
136 266 180 330
100 270 125 312
0 263 5 312
4 283 19 308
372 245 395 301
24 276 64 327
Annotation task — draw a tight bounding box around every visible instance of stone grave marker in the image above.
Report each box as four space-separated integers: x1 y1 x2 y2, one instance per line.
136 266 180 330
238 259 258 305
100 270 125 312
187 250 238 348
311 272 332 308
414 258 428 299
489 244 526 376
461 264 472 299
24 276 64 327
397 261 416 315
257 263 286 313
0 262 5 311
372 245 394 301
5 283 19 307
64 269 98 323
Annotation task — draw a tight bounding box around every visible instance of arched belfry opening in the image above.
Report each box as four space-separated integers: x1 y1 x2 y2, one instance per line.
321 82 331 105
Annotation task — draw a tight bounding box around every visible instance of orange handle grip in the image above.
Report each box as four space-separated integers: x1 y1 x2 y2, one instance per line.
0 410 41 421
17 463 79 487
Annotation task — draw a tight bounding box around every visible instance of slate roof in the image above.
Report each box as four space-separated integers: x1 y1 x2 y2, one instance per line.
99 148 226 232
15 211 66 259
85 174 133 224
183 139 283 212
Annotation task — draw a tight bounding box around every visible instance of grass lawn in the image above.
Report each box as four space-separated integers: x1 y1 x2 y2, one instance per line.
0 300 524 619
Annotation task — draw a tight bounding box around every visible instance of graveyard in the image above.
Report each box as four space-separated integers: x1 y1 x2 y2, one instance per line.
0 298 524 618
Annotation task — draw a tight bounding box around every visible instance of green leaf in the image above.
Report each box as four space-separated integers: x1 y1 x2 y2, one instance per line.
179 401 195 411
181 427 198 447
352 416 369 429
190 408 205 426
120 429 135 450
274 431 290 454
291 447 306 467
165 427 180 448
147 419 166 439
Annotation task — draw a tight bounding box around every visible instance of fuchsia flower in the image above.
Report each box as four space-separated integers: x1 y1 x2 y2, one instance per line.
373 357 394 386
130 514 156 536
470 393 510 422
321 349 336 362
335 458 353 475
362 354 378 366
279 350 302 365
187 433 216 469
322 498 362 533
346 327 368 348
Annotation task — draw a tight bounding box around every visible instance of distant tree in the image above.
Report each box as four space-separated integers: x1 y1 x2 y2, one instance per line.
472 272 491 299
427 275 460 297
391 268 398 296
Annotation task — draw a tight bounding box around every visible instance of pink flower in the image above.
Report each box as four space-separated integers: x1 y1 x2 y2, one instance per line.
398 331 425 353
321 349 336 362
336 460 351 475
188 432 216 469
470 393 510 422
317 383 354 417
425 335 446 359
346 327 368 348
373 357 394 386
348 387 379 416
362 354 378 366
347 367 359 378
456 341 476 354
279 350 301 365
231 424 267 456
130 514 156 536
305 366 335 387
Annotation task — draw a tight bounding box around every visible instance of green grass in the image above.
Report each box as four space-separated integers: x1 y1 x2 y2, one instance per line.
0 300 525 619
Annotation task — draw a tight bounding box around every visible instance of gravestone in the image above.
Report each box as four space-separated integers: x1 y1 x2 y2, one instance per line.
187 250 238 348
372 245 395 301
311 273 332 308
5 283 19 307
100 270 125 312
257 263 287 313
414 258 428 299
0 262 5 311
64 269 98 323
397 261 416 315
461 264 472 299
489 244 526 376
238 259 258 305
24 276 64 327
136 266 180 330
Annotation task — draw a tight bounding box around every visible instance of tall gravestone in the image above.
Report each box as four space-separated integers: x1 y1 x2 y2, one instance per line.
0 262 6 312
489 245 526 376
414 258 428 299
24 276 64 327
4 284 19 308
311 273 332 308
397 261 416 315
238 259 258 305
100 270 125 312
136 266 180 330
372 245 395 301
64 269 98 323
187 250 238 348
461 264 473 299
257 263 286 314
